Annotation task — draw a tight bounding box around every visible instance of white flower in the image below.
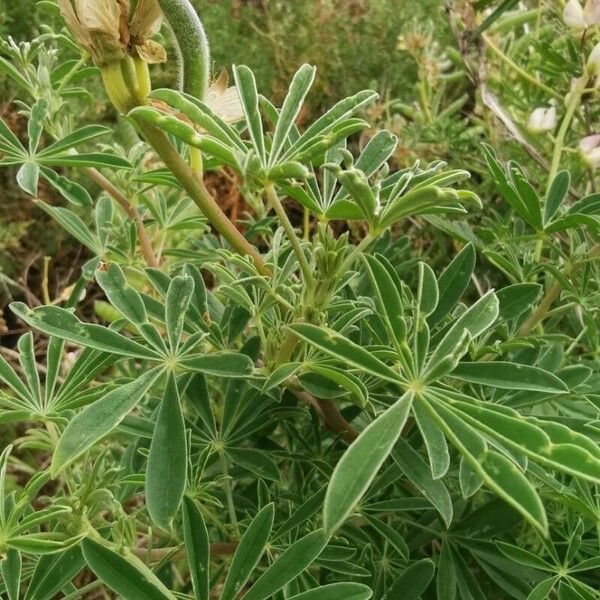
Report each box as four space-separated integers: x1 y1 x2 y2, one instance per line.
527 105 557 133
563 0 600 28
579 134 600 167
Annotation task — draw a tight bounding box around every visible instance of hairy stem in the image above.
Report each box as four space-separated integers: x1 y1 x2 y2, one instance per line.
85 167 160 268
265 183 315 292
519 242 600 335
132 117 270 275
547 74 589 193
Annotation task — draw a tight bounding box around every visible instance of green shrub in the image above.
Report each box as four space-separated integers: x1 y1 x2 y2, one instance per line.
0 2 599 599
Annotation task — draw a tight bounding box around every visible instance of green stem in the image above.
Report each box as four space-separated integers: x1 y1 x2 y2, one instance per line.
218 449 239 536
60 580 104 600
336 233 374 277
547 74 589 193
518 242 600 335
482 33 562 101
133 117 270 275
265 183 315 292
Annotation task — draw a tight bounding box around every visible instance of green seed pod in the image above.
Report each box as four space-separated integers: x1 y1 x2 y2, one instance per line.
157 0 210 99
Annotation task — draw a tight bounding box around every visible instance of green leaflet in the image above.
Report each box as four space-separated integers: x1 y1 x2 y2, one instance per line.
52 368 162 476
289 323 402 383
417 262 439 317
10 303 160 360
436 543 457 600
323 392 413 533
220 503 275 600
424 394 548 535
269 64 316 167
428 244 475 326
1 549 21 600
387 559 435 599
96 264 147 327
241 529 330 600
362 253 406 346
284 90 378 161
449 361 568 393
391 438 453 527
496 284 542 321
146 374 187 529
426 290 499 371
226 448 280 481
179 352 255 377
23 546 85 600
233 65 266 165
412 400 450 479
81 537 176 600
287 583 373 600
544 170 570 224
182 496 209 600
336 168 377 226
445 398 600 484
165 274 195 353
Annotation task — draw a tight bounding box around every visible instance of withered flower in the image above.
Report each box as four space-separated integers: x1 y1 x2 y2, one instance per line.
58 0 166 67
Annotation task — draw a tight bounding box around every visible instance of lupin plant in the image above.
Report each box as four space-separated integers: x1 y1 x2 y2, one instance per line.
0 1 599 599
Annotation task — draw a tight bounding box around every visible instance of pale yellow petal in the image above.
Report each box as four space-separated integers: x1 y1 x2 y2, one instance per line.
135 40 167 64
130 0 163 40
57 0 92 46
75 0 120 38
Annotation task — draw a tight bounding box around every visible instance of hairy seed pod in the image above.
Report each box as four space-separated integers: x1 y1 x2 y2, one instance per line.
157 0 210 99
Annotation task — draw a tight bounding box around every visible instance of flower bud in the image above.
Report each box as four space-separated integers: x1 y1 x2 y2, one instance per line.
526 105 556 133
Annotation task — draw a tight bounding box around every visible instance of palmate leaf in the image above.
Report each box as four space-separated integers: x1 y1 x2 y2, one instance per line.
323 391 413 533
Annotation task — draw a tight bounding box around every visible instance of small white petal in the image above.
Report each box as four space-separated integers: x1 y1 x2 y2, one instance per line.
579 133 600 153
527 107 555 133
564 0 586 27
587 41 600 74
